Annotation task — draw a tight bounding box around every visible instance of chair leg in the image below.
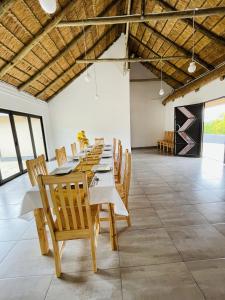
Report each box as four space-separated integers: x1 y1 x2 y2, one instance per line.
52 239 61 278
127 214 131 227
90 235 97 273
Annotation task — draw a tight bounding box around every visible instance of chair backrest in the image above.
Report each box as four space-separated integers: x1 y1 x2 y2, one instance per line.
113 138 117 161
95 138 104 146
55 146 67 167
71 143 77 157
168 131 174 143
26 155 48 186
122 150 132 208
37 173 93 237
116 143 122 182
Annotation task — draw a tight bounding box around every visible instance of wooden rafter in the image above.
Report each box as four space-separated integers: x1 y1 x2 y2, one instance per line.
0 0 14 18
19 0 120 92
162 61 225 104
142 22 214 71
0 1 76 78
130 34 194 81
45 30 121 102
37 26 117 98
141 61 183 88
157 0 225 47
57 6 225 27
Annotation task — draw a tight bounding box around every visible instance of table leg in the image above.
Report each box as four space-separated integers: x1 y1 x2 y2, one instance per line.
34 208 49 255
108 203 118 251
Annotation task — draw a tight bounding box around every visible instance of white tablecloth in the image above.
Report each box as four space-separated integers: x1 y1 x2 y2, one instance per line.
19 153 128 219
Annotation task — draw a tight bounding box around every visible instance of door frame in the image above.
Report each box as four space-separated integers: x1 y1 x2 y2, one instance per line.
0 108 48 185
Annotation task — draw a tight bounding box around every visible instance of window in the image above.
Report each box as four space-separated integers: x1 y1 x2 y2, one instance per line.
0 109 48 184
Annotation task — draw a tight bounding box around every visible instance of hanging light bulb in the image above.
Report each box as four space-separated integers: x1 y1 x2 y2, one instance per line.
188 13 197 74
159 57 164 96
38 0 57 14
95 94 99 100
188 61 197 73
159 88 165 96
84 72 91 83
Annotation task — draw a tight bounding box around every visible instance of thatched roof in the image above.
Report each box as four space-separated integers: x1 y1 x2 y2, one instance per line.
0 0 225 102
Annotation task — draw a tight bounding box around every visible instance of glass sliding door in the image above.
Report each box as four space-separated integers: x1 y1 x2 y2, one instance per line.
0 112 20 181
31 117 46 158
0 109 48 185
13 115 35 170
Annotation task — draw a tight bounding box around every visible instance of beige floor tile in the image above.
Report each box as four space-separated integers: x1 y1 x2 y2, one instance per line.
155 205 208 227
118 228 181 267
147 192 190 208
167 224 225 261
0 239 55 278
213 223 225 237
121 262 204 300
0 219 30 241
143 185 174 195
179 190 224 204
194 202 225 223
186 258 225 300
45 269 122 300
0 275 52 300
127 208 162 230
128 195 151 209
0 241 16 263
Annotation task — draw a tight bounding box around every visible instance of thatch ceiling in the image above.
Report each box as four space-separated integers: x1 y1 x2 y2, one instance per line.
0 0 225 102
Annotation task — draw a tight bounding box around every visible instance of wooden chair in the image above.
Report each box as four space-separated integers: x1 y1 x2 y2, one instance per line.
71 143 77 157
55 146 67 167
157 131 169 151
162 131 174 153
95 138 104 146
114 142 122 184
37 173 100 277
26 155 49 255
100 150 131 227
26 154 48 186
113 138 117 161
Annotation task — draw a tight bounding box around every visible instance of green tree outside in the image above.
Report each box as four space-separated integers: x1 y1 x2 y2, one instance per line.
204 112 225 135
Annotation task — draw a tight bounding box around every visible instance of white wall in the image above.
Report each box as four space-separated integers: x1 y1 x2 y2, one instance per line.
0 82 54 158
49 34 131 154
164 78 225 130
130 63 172 147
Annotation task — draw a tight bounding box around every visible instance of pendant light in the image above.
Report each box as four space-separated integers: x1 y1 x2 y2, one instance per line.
159 58 165 96
93 64 99 100
38 0 57 14
82 23 91 83
188 12 197 73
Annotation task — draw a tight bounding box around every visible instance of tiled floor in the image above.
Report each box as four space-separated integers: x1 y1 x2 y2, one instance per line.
0 149 225 299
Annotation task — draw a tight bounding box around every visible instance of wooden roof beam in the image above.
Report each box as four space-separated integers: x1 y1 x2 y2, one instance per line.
141 61 183 88
130 34 194 81
0 1 76 78
162 61 225 105
142 22 214 71
19 0 120 92
156 0 225 47
57 6 225 27
0 0 14 18
75 56 187 63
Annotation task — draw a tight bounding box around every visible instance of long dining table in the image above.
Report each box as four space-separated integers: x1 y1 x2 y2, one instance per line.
19 145 128 254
